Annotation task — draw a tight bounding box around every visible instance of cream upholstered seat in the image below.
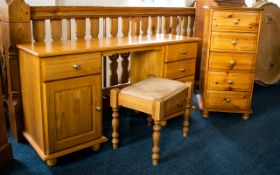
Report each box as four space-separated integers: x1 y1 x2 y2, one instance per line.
110 77 192 166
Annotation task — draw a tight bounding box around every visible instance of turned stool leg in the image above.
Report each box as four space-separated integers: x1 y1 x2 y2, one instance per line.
111 88 120 149
147 115 153 126
152 121 161 166
183 108 191 137
112 107 119 149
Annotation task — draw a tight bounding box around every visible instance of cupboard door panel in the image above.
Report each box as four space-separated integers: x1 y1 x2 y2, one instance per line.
43 75 102 153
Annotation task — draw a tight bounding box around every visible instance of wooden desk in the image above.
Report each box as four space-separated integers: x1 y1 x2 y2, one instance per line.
17 34 199 166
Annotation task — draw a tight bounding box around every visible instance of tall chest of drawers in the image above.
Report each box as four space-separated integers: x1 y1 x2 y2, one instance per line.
200 7 262 120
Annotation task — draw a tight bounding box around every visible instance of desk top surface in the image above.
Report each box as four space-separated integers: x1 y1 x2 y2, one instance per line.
17 34 200 57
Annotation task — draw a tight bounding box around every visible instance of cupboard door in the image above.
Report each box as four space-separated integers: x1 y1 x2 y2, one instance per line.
43 75 102 153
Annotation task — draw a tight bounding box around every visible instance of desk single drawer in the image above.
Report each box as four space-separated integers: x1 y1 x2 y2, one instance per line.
212 11 260 32
206 90 251 110
164 59 196 79
207 71 253 91
165 42 197 62
209 52 255 71
41 53 101 82
176 75 194 84
210 32 258 52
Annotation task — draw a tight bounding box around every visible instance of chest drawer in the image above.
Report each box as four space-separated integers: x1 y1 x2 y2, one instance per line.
41 53 101 82
210 32 258 52
209 52 255 71
212 11 260 32
164 59 196 79
165 42 197 62
206 90 251 110
207 71 253 91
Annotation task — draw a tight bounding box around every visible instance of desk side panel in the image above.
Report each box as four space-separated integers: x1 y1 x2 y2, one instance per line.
20 51 44 153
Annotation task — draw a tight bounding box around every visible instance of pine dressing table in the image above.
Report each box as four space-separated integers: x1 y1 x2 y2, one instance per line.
17 34 200 166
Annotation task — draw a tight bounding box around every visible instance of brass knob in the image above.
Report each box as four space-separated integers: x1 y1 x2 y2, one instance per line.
177 102 184 107
72 64 80 70
181 50 188 54
228 60 236 68
179 68 186 72
96 106 102 111
234 19 240 25
224 98 231 103
227 80 233 85
232 40 237 45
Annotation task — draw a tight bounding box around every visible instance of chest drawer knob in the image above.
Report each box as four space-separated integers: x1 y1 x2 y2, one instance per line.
224 98 231 103
72 64 80 70
227 80 233 85
180 50 188 54
228 60 236 68
234 19 240 25
179 68 186 72
232 40 238 45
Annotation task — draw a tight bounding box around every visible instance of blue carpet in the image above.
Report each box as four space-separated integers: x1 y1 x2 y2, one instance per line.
1 83 280 175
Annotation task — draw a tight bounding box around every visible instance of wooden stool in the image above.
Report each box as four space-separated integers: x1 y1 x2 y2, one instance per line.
110 77 192 166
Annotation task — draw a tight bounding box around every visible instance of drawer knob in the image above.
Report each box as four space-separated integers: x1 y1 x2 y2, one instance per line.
96 106 102 111
72 64 80 70
227 80 233 85
179 68 186 72
228 60 236 68
224 98 231 103
234 19 240 25
177 102 184 107
232 40 238 45
181 50 188 54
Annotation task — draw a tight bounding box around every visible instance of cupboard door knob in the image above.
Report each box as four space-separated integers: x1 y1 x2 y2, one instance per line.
228 60 236 68
179 68 186 72
232 40 237 45
72 64 80 70
96 106 102 111
227 80 233 85
181 50 188 54
224 98 231 103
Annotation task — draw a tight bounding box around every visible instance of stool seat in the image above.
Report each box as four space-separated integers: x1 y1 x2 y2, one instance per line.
110 77 192 166
120 77 187 101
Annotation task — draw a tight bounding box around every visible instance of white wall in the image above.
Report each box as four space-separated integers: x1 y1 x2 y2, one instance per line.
246 0 280 7
25 0 193 7
25 0 55 6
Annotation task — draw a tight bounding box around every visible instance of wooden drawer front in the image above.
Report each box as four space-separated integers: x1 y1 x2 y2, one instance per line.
206 90 251 110
212 11 260 32
208 72 253 91
176 75 194 84
164 59 196 79
210 32 257 52
165 42 197 62
209 52 255 71
162 88 188 120
41 53 101 82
